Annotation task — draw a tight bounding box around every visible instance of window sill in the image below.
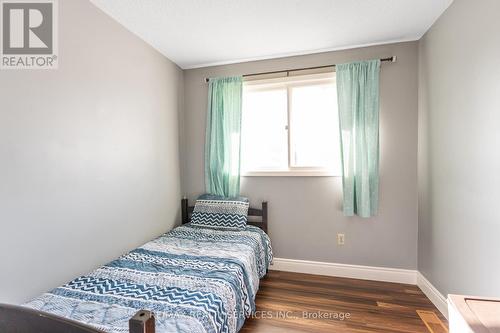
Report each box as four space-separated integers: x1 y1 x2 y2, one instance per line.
242 170 341 177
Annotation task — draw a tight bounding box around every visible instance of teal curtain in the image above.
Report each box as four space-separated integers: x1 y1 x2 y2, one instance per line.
336 60 380 217
205 76 243 197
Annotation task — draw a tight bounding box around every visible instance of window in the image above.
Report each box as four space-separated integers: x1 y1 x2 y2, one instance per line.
241 72 341 176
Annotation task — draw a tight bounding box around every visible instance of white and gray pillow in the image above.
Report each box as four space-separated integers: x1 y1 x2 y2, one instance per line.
191 194 249 230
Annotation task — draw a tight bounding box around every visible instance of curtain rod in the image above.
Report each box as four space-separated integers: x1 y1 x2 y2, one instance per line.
204 56 396 83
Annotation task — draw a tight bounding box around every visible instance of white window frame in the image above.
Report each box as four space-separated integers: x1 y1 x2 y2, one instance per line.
241 72 341 177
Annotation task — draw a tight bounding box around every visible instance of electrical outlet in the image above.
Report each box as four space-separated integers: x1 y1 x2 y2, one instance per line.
337 233 345 245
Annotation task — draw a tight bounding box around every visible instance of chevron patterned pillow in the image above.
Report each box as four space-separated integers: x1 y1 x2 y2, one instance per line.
191 194 249 230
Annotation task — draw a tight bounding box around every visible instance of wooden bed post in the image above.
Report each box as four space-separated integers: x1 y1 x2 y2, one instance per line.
262 201 268 233
181 197 189 224
129 310 155 333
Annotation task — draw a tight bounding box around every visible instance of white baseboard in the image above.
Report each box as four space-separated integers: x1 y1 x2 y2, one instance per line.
270 258 448 319
270 257 417 284
417 272 448 319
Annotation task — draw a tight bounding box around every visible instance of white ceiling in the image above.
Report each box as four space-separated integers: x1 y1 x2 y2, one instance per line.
90 0 453 69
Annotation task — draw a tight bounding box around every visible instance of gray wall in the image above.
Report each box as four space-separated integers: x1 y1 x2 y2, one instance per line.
0 0 183 304
418 0 500 297
182 42 419 269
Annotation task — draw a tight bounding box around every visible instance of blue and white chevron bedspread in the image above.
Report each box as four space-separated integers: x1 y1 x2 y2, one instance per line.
24 224 273 333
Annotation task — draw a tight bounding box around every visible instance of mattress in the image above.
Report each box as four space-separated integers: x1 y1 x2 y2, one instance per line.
24 224 273 333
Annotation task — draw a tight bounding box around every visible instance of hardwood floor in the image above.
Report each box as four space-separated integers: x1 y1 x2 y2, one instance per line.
241 270 448 333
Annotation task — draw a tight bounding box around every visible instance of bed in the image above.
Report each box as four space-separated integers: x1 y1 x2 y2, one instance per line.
0 199 272 333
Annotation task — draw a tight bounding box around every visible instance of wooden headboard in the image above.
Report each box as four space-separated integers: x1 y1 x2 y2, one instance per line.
181 198 268 233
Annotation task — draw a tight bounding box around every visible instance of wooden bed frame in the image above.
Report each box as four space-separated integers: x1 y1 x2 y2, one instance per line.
0 199 269 333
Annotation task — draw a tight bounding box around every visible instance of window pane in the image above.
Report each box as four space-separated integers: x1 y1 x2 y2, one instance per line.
241 88 288 171
289 83 341 170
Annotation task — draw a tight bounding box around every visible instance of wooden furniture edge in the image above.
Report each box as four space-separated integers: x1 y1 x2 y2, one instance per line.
0 304 155 333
